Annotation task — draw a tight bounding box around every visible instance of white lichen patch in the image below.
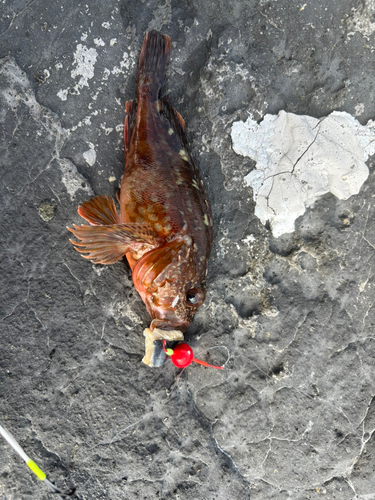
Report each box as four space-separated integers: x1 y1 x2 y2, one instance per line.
94 37 105 47
57 89 68 101
355 103 365 117
102 68 111 81
231 111 375 237
58 158 93 199
55 41 136 106
71 44 98 89
83 144 96 166
147 0 172 31
242 234 256 246
111 51 134 75
100 123 113 135
347 1 375 38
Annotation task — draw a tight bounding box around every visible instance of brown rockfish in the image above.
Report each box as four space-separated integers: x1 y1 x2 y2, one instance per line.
68 31 213 367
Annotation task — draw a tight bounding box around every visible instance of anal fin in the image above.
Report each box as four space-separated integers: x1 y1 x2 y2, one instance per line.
68 223 156 265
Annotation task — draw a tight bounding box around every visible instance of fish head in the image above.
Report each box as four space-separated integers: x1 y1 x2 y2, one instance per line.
148 280 206 331
133 237 208 332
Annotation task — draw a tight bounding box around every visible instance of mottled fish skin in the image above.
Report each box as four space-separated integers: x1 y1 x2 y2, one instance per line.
68 30 213 338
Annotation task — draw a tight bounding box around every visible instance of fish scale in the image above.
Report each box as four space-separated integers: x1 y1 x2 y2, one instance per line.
68 30 213 367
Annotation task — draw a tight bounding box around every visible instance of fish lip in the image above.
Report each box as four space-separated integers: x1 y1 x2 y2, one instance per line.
150 318 189 332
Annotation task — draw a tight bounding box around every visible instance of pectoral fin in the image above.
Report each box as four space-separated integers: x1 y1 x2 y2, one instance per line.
77 195 120 226
68 223 156 264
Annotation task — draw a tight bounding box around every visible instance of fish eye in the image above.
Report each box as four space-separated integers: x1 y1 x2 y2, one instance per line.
186 287 204 306
187 293 197 304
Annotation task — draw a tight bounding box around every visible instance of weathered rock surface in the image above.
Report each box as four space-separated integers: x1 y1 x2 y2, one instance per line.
1 0 375 499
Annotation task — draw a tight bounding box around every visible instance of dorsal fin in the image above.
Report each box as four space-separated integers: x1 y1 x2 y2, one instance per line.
124 100 137 157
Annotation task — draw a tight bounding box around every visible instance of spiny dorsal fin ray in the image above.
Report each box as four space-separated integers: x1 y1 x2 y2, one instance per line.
124 100 137 157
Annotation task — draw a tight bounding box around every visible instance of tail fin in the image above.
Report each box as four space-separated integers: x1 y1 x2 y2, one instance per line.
138 30 171 98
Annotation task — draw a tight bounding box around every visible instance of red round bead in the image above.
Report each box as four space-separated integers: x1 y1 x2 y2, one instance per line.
170 343 194 368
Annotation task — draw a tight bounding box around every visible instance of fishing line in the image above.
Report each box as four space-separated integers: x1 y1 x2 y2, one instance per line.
194 345 231 368
0 423 76 499
163 340 229 369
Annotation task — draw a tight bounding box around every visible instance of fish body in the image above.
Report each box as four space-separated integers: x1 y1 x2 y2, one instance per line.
68 31 213 366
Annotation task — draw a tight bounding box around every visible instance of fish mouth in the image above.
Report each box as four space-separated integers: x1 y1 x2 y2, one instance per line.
150 317 189 332
148 301 192 332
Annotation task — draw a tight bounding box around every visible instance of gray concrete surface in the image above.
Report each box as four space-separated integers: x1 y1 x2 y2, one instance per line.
1 0 375 499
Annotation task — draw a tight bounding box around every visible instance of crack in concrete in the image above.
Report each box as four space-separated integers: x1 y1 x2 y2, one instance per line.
0 0 37 37
270 120 324 179
186 385 252 488
1 57 94 200
63 262 83 284
262 118 325 209
96 416 149 448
